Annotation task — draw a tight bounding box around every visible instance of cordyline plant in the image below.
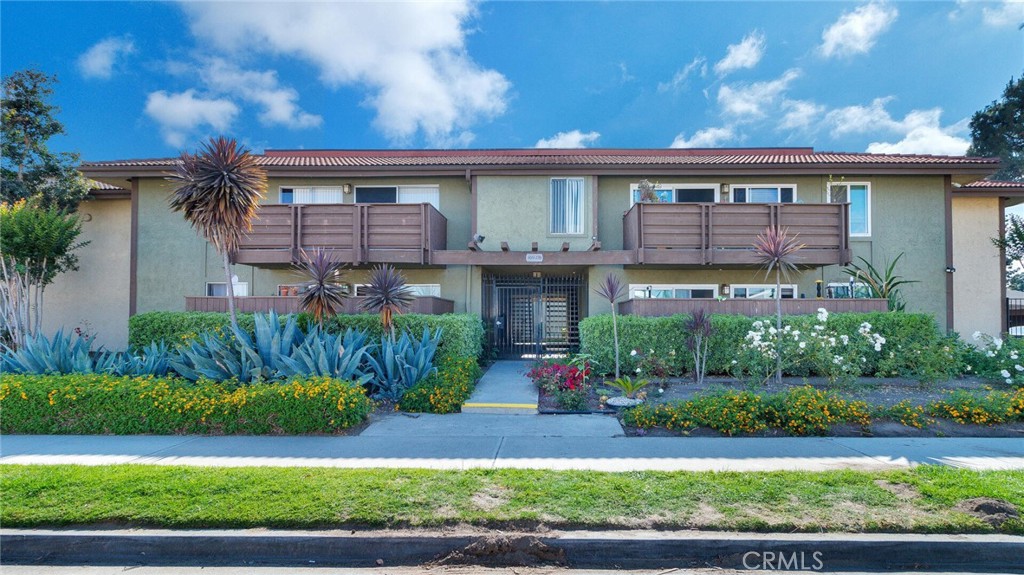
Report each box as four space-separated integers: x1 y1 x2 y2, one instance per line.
168 137 267 334
360 264 415 340
297 248 349 326
593 272 626 379
685 309 714 385
752 226 804 385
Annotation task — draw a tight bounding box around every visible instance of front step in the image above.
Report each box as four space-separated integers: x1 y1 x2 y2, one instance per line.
461 402 538 415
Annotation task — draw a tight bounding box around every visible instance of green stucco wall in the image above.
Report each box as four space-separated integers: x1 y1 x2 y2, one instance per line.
476 175 594 252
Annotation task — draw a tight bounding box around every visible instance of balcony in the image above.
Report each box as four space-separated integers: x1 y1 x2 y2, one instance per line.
233 203 447 266
185 295 455 315
618 297 889 317
623 203 851 266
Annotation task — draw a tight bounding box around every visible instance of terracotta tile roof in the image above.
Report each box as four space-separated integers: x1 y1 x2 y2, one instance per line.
88 180 125 191
960 180 1024 189
81 148 999 170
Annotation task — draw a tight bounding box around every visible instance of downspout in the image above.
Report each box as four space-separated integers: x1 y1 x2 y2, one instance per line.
466 169 475 313
944 175 954 333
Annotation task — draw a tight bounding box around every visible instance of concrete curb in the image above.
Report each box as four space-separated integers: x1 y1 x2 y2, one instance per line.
3 529 1023 572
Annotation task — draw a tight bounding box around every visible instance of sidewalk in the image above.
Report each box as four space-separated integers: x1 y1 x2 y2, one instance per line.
2 427 1023 471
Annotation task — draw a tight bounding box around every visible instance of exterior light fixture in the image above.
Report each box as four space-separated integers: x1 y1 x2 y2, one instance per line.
945 266 956 273
720 183 730 201
342 184 352 194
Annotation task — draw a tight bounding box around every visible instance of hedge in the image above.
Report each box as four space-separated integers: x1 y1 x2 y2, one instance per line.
579 312 945 377
130 311 484 364
0 374 373 435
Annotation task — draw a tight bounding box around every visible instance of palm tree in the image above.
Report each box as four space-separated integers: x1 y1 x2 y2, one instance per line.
360 264 415 340
752 226 804 385
297 248 349 327
593 272 626 379
168 137 266 333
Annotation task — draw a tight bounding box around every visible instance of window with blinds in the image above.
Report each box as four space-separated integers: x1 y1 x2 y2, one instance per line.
279 186 344 204
550 177 584 235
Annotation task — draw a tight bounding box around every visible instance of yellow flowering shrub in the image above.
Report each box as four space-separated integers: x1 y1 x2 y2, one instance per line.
0 374 373 435
928 388 1024 426
399 358 482 414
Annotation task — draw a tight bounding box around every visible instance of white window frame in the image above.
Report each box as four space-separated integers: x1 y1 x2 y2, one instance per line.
278 186 345 204
629 183 719 206
826 282 872 299
827 181 871 237
354 184 441 210
731 184 798 204
730 284 798 299
628 283 719 299
206 282 249 297
354 283 440 297
549 177 585 235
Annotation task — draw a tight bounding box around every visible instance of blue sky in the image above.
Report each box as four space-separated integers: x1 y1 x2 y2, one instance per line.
2 1 1022 161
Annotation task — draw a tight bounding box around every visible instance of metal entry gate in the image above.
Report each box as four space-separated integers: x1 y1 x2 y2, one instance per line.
482 274 585 358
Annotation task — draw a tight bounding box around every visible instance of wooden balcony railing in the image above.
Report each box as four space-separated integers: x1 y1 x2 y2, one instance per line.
185 295 456 315
234 203 447 265
617 298 889 317
623 203 851 266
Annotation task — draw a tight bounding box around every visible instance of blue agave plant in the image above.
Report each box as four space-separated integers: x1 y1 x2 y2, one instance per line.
364 327 441 401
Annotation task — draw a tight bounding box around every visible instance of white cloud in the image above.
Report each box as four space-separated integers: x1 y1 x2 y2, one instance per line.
182 2 509 147
819 2 898 58
77 36 135 79
981 0 1024 26
779 99 826 131
718 69 801 120
200 59 321 129
823 97 969 155
144 90 239 147
658 57 707 93
535 130 601 148
670 127 735 148
714 31 765 76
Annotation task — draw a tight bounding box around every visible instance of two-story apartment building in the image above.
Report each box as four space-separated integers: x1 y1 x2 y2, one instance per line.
55 148 1022 354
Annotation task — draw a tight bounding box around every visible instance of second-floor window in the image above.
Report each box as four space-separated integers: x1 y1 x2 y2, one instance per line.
828 182 871 236
280 186 344 204
732 185 796 203
550 177 584 235
630 183 718 205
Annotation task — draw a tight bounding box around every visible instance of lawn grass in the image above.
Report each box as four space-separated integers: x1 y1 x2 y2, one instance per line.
2 465 1022 534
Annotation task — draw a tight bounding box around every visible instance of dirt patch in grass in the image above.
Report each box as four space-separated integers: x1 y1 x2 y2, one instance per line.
955 498 1020 527
874 480 921 499
471 486 511 511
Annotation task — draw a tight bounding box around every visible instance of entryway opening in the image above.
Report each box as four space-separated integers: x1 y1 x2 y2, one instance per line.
482 271 586 359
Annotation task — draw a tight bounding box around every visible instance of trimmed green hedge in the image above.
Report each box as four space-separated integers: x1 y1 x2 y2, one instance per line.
580 312 945 377
130 311 483 364
0 374 373 435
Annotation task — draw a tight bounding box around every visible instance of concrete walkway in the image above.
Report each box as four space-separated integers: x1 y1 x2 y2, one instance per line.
3 433 1023 472
461 360 538 414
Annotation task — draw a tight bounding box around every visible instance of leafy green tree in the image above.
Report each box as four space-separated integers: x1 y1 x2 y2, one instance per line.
1 69 89 211
0 201 87 347
168 137 267 334
994 214 1024 291
968 75 1024 182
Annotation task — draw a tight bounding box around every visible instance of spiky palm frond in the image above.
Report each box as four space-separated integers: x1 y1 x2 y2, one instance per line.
167 137 267 253
843 253 917 312
752 226 805 280
359 264 415 334
593 272 625 304
297 248 349 326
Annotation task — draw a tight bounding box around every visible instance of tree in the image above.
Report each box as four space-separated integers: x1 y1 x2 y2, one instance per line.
752 226 804 385
0 201 87 347
1 69 89 211
360 264 415 341
593 272 626 379
168 137 267 333
994 214 1024 291
297 248 349 326
967 75 1024 182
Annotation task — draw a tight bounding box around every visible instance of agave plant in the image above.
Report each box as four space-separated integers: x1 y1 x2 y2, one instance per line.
278 326 372 383
170 331 258 382
297 248 349 326
364 327 441 401
360 264 415 340
601 375 650 399
752 226 804 385
231 311 304 381
167 137 267 333
843 253 916 312
0 329 93 374
593 273 626 379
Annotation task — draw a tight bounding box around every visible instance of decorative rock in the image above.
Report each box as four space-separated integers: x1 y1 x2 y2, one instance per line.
606 396 644 407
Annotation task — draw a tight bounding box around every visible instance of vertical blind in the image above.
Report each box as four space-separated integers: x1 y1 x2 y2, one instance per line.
550 178 584 234
292 187 344 204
